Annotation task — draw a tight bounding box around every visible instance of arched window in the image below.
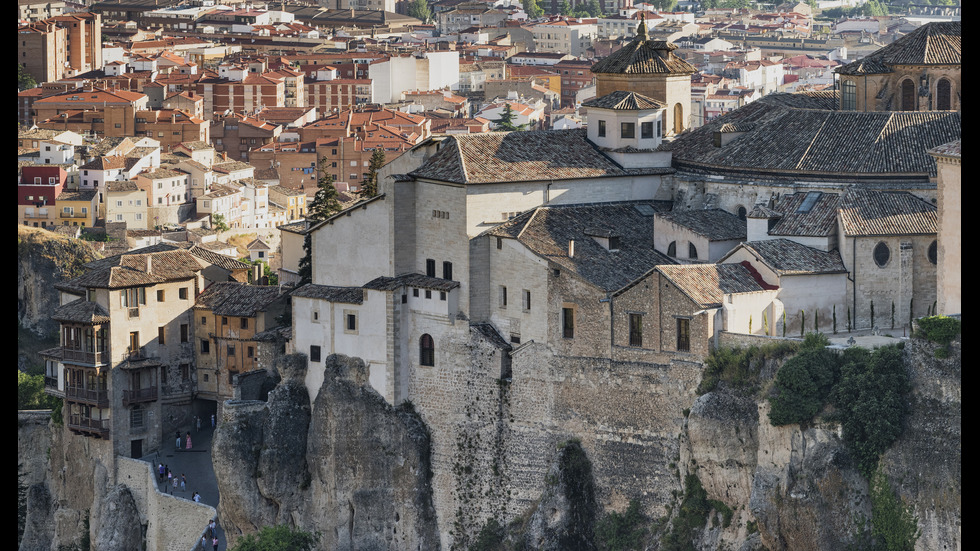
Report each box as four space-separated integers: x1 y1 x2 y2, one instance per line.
667 241 676 257
936 78 951 110
735 205 747 220
873 242 890 267
901 79 916 111
419 334 434 366
841 79 856 110
673 103 684 134
688 243 698 260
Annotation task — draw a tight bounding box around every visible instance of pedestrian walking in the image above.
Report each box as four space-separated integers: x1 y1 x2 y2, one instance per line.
211 414 216 428
212 535 219 551
172 475 178 493
158 463 164 482
181 474 186 492
176 433 181 449
186 431 193 450
194 492 201 503
209 519 216 535
201 535 207 549
197 416 202 432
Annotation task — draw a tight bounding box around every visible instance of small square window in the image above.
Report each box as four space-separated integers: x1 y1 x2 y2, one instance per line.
310 345 321 362
179 288 188 300
425 289 432 299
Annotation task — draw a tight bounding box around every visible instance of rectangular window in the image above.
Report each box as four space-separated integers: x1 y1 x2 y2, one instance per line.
425 259 436 277
500 286 508 308
522 289 531 311
443 261 453 281
158 326 166 345
222 316 228 326
641 121 653 139
346 313 356 331
247 346 254 358
201 339 210 354
562 307 574 339
310 345 321 362
201 316 207 325
621 122 635 139
629 313 643 347
180 324 188 343
496 237 503 249
157 290 165 302
425 289 432 299
677 318 690 352
227 345 235 357
240 318 248 329
179 288 188 300
598 119 606 137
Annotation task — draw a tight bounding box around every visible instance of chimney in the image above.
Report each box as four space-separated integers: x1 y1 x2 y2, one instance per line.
146 255 152 273
253 263 262 284
568 239 575 257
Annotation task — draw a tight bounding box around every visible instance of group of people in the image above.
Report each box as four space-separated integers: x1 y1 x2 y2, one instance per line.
201 518 219 551
157 464 190 494
176 414 217 451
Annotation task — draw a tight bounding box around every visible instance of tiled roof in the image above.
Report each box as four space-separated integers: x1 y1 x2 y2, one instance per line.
362 273 461 292
486 201 676 292
836 22 960 76
78 250 205 287
748 90 838 110
768 192 840 237
107 181 141 192
291 283 364 304
735 239 847 275
51 299 112 324
837 189 937 236
582 90 666 111
409 129 673 185
590 21 696 75
470 323 512 351
657 263 767 308
655 208 746 241
928 139 960 159
57 189 98 202
187 245 251 272
661 95 960 178
194 282 285 317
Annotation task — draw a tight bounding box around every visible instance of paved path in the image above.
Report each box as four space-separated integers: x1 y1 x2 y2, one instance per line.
140 419 228 550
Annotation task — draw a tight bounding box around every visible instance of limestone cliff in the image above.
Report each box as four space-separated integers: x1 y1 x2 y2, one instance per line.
213 354 440 551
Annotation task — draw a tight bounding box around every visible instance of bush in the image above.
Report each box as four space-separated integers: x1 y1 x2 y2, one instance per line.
595 500 648 551
660 474 710 551
768 345 838 426
914 316 960 347
470 518 507 551
831 345 910 478
229 525 319 551
869 466 921 550
698 341 799 396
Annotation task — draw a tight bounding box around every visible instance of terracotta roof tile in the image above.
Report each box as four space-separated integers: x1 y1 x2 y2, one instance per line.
837 189 937 236
657 263 767 308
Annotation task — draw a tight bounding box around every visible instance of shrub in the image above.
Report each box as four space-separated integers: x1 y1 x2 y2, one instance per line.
698 341 799 396
914 316 961 347
869 466 921 551
768 344 838 426
595 499 648 551
831 345 910 478
229 525 319 551
660 474 710 551
470 518 507 551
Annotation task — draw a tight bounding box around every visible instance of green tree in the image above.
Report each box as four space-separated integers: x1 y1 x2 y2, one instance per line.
229 525 320 551
524 0 544 18
18 65 37 92
211 213 230 232
298 159 343 285
18 370 59 410
584 0 603 16
595 499 648 551
768 335 837 427
492 103 528 131
407 0 432 22
869 466 921 550
559 0 572 14
362 148 386 198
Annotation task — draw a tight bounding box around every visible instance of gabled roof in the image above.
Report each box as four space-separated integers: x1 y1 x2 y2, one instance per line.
837 189 937 236
728 239 847 276
656 263 768 308
194 282 286 317
836 22 960 76
409 129 673 185
51 299 112 325
655 208 746 241
485 201 676 292
363 273 460 292
767 192 840 237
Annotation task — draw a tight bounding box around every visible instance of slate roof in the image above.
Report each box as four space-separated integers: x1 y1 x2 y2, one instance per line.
194 282 285 317
290 283 364 304
51 299 112 324
485 201 676 292
836 22 960 75
733 239 847 275
928 139 960 159
471 323 513 351
363 273 461 292
660 94 960 178
768 192 840 237
582 90 666 111
408 129 673 185
655 208 746 241
657 263 768 308
837 189 937 236
590 19 696 75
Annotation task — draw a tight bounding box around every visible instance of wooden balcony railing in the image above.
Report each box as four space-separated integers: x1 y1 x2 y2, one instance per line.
67 414 110 438
65 385 110 408
122 387 158 407
61 348 107 366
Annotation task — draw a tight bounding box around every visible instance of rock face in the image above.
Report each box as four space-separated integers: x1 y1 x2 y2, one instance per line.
19 484 54 551
519 440 598 551
214 354 439 550
94 485 144 551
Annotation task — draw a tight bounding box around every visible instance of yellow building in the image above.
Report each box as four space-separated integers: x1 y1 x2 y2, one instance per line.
55 189 98 228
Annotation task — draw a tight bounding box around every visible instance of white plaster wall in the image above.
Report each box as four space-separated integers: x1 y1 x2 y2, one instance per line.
708 239 742 262
486 236 550 344
312 197 393 287
586 108 663 151
777 273 848 332
424 51 460 91
724 290 779 335
414 181 469 309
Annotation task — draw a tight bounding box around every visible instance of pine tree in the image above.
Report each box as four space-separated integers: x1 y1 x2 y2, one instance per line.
298 158 343 285
524 0 544 18
407 0 432 22
493 103 528 131
362 148 386 198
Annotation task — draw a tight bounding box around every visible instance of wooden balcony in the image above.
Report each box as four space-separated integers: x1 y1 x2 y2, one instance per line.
67 414 110 438
122 387 158 407
65 385 110 408
61 348 107 366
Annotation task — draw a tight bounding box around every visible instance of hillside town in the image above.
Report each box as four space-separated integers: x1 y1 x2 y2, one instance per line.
18 0 960 549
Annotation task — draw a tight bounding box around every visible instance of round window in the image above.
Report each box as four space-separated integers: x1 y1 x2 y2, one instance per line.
873 242 890 267
928 240 937 265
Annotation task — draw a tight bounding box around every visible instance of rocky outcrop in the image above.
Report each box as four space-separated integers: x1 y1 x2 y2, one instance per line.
214 354 439 551
19 484 54 551
519 439 598 551
94 485 144 551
